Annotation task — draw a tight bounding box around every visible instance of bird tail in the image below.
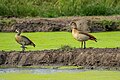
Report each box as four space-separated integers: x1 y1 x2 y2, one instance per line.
90 38 97 42
94 39 97 42
31 42 36 47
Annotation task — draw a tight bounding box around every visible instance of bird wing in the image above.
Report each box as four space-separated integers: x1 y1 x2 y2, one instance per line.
21 35 35 45
80 32 97 41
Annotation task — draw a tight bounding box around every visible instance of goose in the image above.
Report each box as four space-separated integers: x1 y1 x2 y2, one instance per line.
15 29 35 52
70 21 97 49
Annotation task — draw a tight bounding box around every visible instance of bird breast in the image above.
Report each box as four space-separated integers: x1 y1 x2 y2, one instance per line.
15 35 26 45
15 35 21 42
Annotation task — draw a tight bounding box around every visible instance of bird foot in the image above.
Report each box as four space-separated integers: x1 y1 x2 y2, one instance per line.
20 46 27 49
21 50 25 53
83 47 86 49
20 46 27 52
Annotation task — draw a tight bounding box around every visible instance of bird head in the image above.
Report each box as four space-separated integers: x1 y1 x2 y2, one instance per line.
15 29 22 35
15 29 19 33
69 21 77 29
15 28 22 33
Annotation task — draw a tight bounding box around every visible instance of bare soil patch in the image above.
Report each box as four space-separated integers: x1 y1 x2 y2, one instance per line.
0 16 120 32
0 48 120 69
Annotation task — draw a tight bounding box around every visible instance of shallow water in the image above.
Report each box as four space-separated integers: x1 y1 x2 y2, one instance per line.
0 68 87 74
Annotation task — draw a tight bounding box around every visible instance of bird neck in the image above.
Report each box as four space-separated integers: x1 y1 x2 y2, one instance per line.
72 28 79 34
17 31 21 36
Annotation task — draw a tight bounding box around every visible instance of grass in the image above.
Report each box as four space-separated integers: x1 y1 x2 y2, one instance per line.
0 66 84 69
0 70 120 80
0 31 120 51
0 0 120 17
57 66 83 69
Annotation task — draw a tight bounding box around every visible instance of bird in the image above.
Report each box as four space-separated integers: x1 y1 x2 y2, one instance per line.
15 29 35 52
70 21 97 49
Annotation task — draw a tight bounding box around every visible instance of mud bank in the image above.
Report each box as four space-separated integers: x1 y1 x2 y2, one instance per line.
0 16 120 32
0 48 120 68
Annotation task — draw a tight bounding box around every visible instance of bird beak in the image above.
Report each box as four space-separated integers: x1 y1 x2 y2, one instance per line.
15 29 19 33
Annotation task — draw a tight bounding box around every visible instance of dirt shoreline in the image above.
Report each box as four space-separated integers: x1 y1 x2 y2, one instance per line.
0 16 120 32
0 48 120 69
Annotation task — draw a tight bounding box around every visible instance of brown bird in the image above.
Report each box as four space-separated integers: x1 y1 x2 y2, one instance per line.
70 21 97 49
15 29 35 52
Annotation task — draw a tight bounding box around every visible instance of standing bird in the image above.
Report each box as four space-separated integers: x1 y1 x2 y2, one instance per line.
70 21 97 49
15 29 35 52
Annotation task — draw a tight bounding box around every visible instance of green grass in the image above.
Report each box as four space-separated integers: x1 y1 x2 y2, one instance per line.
0 0 120 17
0 70 120 80
0 66 83 69
57 66 83 69
0 31 120 51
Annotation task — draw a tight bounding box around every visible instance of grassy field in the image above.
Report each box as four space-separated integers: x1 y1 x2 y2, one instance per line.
0 70 120 80
0 31 120 51
0 0 120 17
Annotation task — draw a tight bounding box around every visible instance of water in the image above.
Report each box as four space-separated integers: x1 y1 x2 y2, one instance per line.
0 68 87 74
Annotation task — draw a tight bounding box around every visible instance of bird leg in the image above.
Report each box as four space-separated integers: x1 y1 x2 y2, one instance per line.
81 41 83 48
83 41 86 49
21 45 27 52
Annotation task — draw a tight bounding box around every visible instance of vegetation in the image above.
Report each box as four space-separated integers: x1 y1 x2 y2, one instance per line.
0 70 120 80
100 20 120 31
22 66 82 69
0 0 120 17
57 66 83 69
0 31 120 51
0 66 83 69
0 18 16 25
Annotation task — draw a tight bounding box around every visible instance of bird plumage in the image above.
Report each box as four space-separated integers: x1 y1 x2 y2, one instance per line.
15 29 35 52
79 32 97 42
70 21 97 48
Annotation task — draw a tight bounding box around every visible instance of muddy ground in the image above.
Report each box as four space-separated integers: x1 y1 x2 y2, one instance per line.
0 16 120 32
0 48 120 69
0 16 120 69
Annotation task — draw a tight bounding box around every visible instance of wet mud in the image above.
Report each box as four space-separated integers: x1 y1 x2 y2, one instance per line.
0 48 120 69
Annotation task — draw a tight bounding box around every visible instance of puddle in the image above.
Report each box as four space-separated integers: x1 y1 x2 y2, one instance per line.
0 68 88 74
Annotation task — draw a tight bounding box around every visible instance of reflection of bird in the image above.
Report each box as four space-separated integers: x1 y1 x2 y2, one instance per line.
15 29 35 52
70 21 97 49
